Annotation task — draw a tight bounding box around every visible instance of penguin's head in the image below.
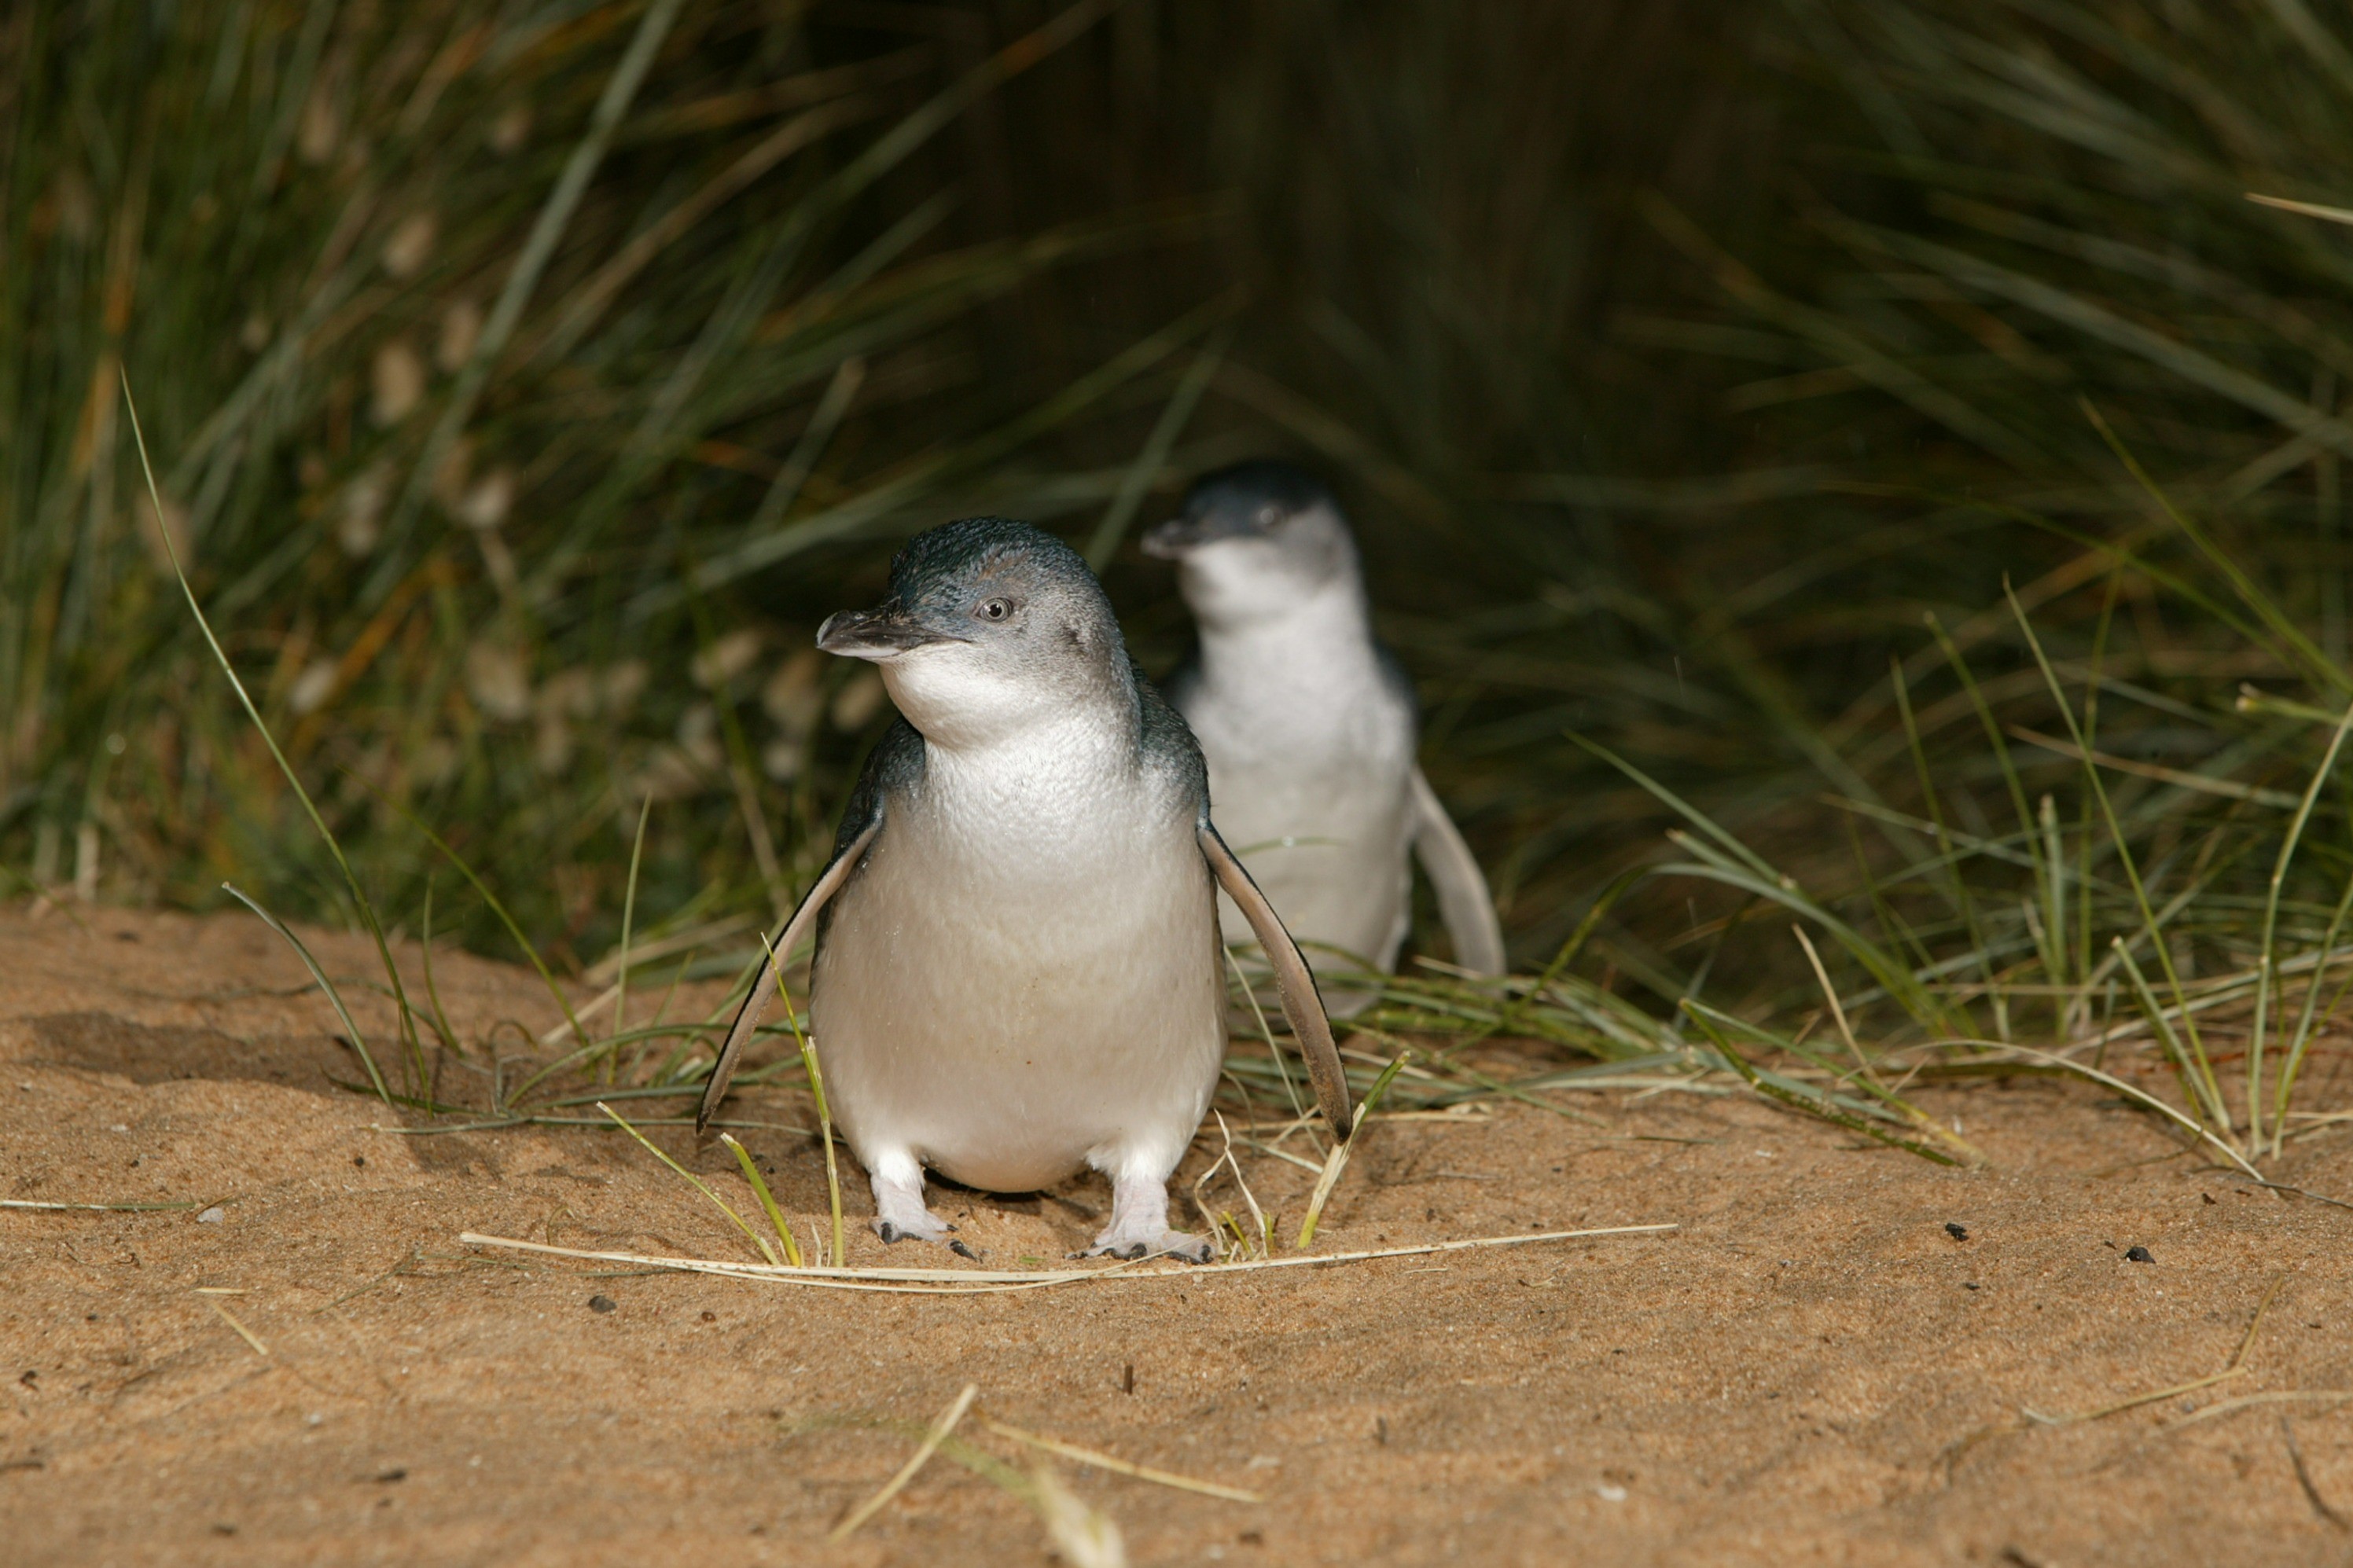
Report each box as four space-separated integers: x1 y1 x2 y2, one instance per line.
816 517 1128 746
1141 459 1359 629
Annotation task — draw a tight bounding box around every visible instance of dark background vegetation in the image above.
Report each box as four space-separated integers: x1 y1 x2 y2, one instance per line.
12 0 2353 1077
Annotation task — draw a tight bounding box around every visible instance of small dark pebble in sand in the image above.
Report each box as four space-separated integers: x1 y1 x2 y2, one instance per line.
588 1295 616 1313
1945 1223 1969 1242
1963 1282 1980 1291
2124 1246 2154 1264
700 1310 716 1323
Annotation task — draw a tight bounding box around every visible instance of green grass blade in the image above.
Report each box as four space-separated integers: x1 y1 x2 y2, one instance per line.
1085 326 1230 570
2082 398 2351 697
719 1132 803 1268
1892 657 2003 1038
1680 1001 1958 1165
597 1101 779 1267
758 934 844 1267
1452 863 1649 1057
219 883 388 1103
2252 702 2353 1151
1686 997 1983 1162
2007 580 2227 1132
370 790 586 1077
612 794 653 1084
417 876 462 1056
2111 938 2230 1133
1568 730 1782 883
123 376 417 1103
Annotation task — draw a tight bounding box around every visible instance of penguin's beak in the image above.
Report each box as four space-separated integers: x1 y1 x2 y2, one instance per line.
816 605 968 659
1138 518 1197 560
1142 509 1255 560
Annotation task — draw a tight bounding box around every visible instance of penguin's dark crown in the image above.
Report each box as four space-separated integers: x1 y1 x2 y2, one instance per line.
888 516 1101 602
1142 460 1352 563
1178 459 1336 528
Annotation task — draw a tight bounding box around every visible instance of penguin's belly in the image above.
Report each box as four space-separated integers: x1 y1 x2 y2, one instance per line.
810 817 1226 1193
1206 754 1414 975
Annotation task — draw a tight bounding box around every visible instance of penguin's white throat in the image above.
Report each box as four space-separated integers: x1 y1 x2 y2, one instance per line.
1189 575 1372 678
1181 549 1366 641
876 643 1128 758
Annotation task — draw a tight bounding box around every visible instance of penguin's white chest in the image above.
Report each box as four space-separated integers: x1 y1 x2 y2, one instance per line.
809 743 1225 1192
1183 667 1417 975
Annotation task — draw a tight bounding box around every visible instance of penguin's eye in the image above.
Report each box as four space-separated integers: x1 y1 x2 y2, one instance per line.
975 597 1013 622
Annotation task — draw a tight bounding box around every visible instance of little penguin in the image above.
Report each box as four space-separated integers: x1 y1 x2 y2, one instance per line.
697 517 1351 1263
1142 460 1506 1008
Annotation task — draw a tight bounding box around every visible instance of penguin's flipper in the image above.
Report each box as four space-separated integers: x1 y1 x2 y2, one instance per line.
1407 766 1506 975
1198 820 1355 1141
695 816 881 1136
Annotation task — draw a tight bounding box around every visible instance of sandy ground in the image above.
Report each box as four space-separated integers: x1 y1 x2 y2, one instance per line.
4 902 2353 1566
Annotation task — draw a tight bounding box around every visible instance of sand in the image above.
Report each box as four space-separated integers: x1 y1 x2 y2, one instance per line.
4 901 2351 1566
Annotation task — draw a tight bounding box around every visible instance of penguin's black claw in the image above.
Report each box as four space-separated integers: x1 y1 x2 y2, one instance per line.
875 1217 967 1253
1082 1241 1153 1261
1088 1228 1215 1264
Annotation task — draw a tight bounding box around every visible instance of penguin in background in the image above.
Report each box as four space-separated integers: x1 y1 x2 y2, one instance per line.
1142 461 1506 1012
698 517 1349 1264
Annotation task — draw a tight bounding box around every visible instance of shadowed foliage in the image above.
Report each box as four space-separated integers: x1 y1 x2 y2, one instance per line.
13 1 2353 1165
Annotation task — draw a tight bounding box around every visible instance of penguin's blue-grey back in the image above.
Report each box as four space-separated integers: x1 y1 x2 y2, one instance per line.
1133 655 1211 821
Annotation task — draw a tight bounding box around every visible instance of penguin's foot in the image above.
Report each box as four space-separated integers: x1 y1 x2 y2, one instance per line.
1086 1164 1208 1262
871 1212 963 1246
1084 1227 1215 1265
867 1155 966 1253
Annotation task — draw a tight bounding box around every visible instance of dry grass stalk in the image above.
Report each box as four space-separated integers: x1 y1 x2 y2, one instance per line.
831 1382 979 1540
976 1415 1263 1504
1027 1460 1127 1568
2025 1276 2285 1427
204 1298 270 1357
2162 1391 2353 1434
2 1199 205 1213
1296 1055 1409 1248
594 1101 779 1266
457 1224 1676 1294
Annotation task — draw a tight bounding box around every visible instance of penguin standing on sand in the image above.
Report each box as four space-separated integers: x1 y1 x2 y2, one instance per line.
1143 461 1506 1009
697 517 1349 1264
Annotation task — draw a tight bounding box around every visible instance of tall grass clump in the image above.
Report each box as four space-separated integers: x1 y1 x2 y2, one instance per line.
20 2 2353 1171
1569 0 2353 1163
8 3 1844 1122
0 0 1186 962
